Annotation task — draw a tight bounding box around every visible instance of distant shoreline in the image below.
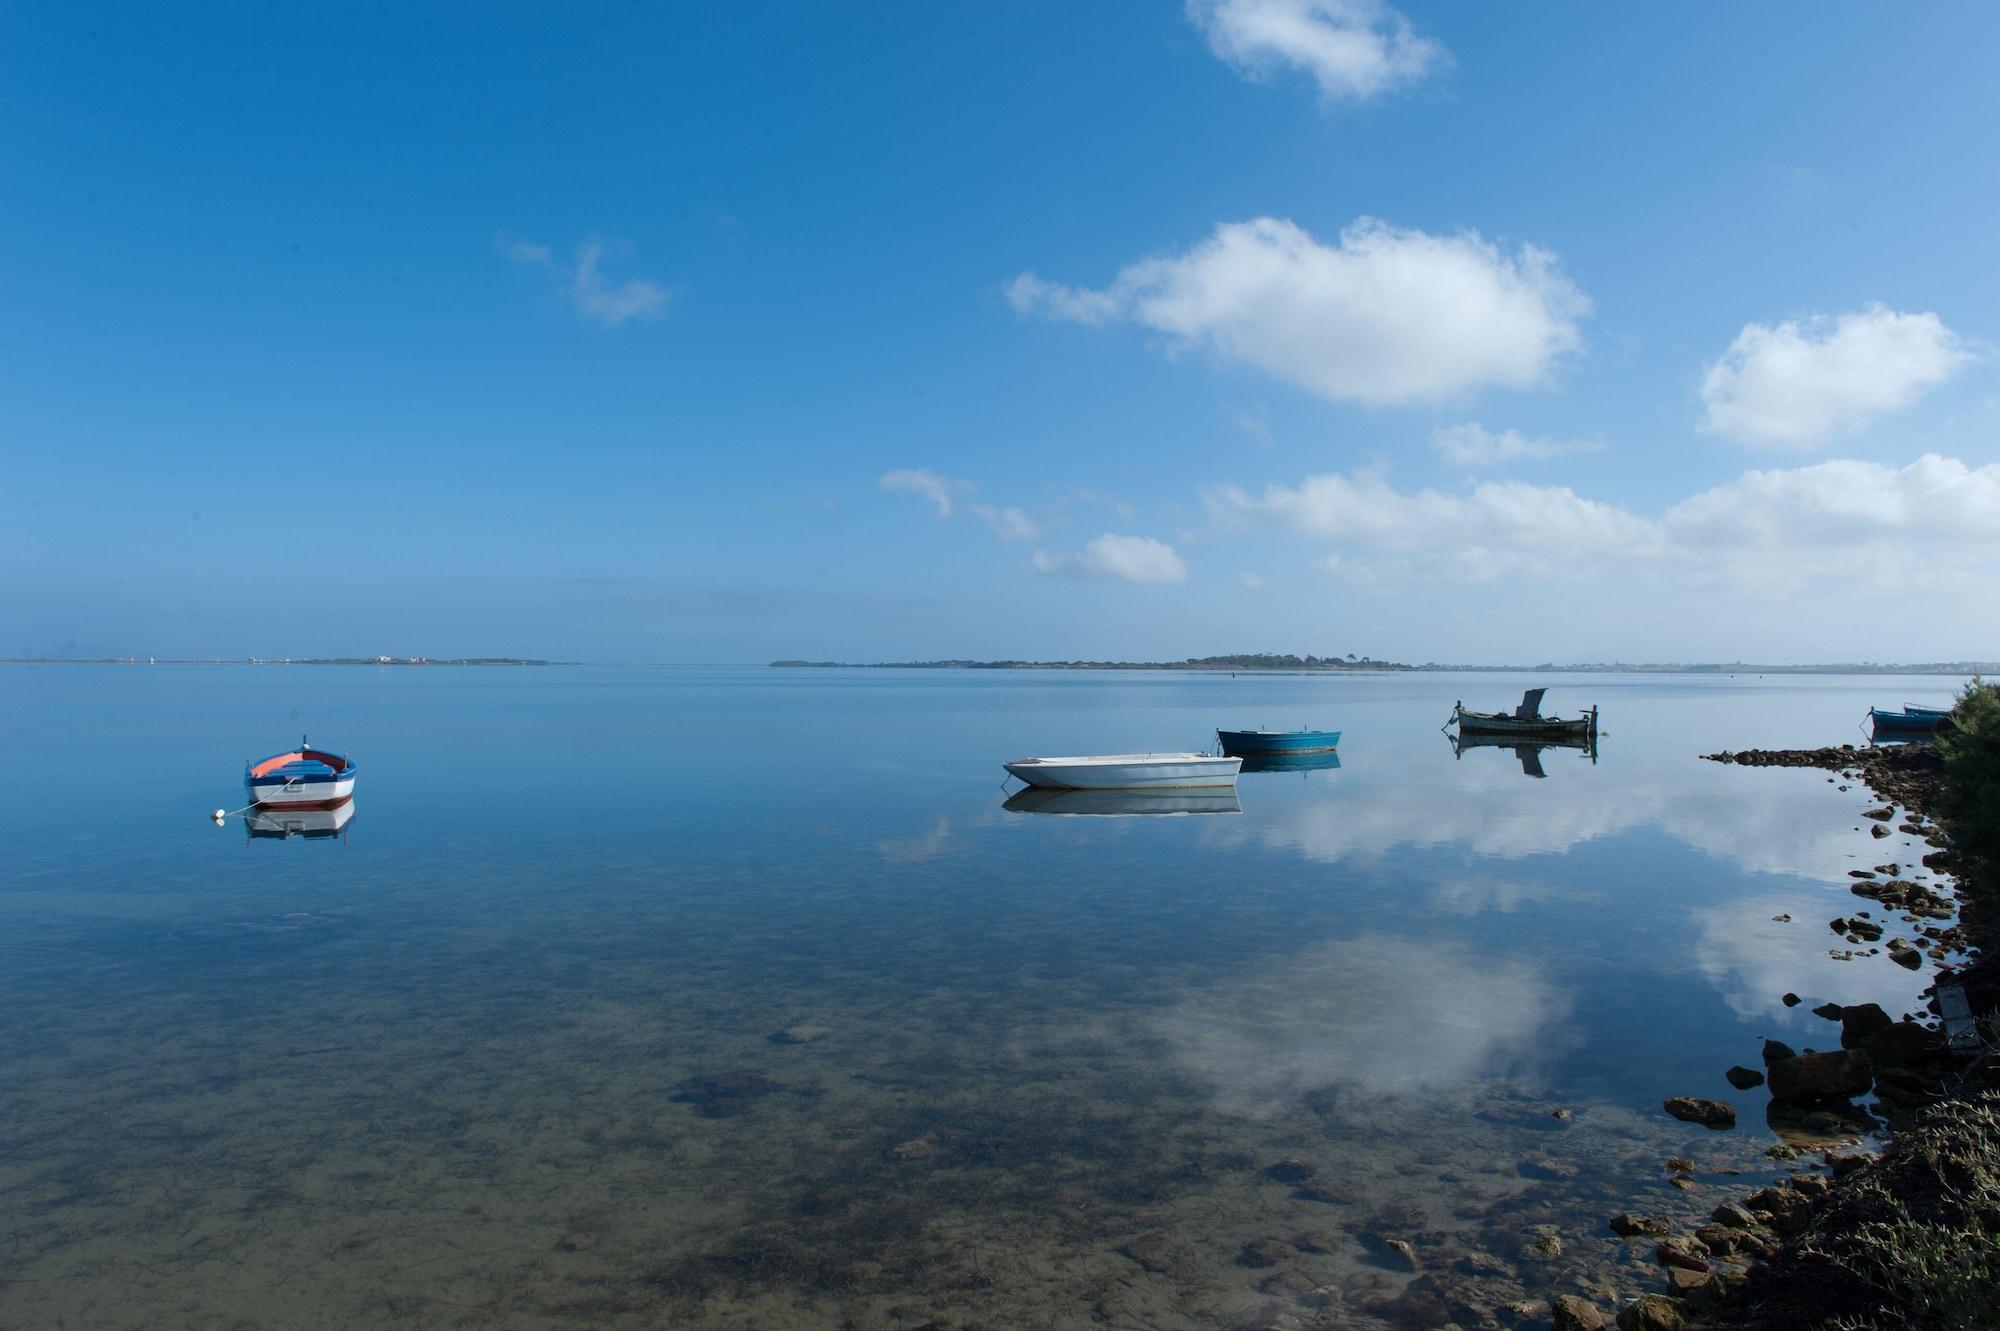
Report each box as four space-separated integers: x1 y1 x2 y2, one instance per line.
772 658 1997 675
0 657 564 667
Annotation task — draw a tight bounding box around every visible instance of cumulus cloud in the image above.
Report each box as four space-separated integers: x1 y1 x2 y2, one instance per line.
1431 422 1603 467
1699 304 1971 447
1188 0 1445 102
879 468 969 518
501 234 670 326
1009 217 1587 407
1032 534 1190 585
1212 453 2000 597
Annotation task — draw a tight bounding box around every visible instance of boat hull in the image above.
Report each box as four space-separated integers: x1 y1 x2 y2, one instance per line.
247 774 356 809
1453 705 1595 738
1869 708 1940 735
1216 729 1341 756
1003 753 1242 790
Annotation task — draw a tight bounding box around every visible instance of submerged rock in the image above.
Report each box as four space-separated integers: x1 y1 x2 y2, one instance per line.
1237 1238 1291 1269
1664 1097 1735 1128
767 1024 832 1045
670 1071 783 1118
1607 1213 1670 1237
1552 1293 1606 1331
1655 1234 1710 1271
1263 1157 1316 1184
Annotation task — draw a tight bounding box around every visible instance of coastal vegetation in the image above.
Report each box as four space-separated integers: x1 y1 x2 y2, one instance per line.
1938 677 2000 873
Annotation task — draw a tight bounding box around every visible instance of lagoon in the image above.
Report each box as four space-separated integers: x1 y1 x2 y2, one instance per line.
0 665 1963 1329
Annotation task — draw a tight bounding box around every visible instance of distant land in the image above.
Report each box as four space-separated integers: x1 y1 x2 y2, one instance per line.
1 656 560 666
773 655 2000 675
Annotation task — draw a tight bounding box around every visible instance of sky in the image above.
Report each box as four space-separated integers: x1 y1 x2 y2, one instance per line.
4 2 1999 664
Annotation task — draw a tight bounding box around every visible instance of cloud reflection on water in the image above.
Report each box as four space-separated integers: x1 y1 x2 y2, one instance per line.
1149 934 1572 1118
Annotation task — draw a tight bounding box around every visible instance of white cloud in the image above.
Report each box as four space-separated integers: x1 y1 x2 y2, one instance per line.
969 503 1042 543
1032 534 1190 585
1238 570 1266 589
1699 304 1971 447
1211 452 2000 598
879 469 968 518
1431 422 1603 467
1212 469 1656 586
501 234 669 327
1188 0 1445 102
1010 217 1587 407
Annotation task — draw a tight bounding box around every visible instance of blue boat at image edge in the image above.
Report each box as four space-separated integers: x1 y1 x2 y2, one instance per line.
1216 727 1341 756
1868 705 1947 736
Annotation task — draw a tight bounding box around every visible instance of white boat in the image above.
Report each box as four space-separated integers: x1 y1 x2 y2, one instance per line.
245 735 357 809
1002 752 1242 790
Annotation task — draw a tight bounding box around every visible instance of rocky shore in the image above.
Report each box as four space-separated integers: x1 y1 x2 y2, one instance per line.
1563 742 2000 1331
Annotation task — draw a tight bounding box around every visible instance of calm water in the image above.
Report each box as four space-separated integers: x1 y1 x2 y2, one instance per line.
0 666 1964 1329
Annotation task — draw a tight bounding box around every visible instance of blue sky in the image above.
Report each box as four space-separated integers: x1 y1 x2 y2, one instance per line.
4 2 1998 663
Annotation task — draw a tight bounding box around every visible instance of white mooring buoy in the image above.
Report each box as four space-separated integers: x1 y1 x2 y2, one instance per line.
212 809 226 822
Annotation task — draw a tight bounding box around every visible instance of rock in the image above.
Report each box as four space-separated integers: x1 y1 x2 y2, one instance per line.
1617 1293 1684 1331
1552 1107 1574 1120
1669 1176 1697 1192
1839 1003 1894 1048
1887 940 1923 970
1877 863 1901 875
1768 1049 1871 1104
1237 1238 1291 1269
1812 1001 1846 1020
1846 918 1884 941
1710 1202 1760 1229
1871 824 1892 838
1868 1019 1942 1068
1725 1065 1765 1089
1782 992 1802 1006
890 1137 938 1162
1826 1152 1868 1178
1863 806 1895 821
1552 1294 1606 1331
1762 1038 1798 1065
1382 1238 1419 1270
1664 1266 1712 1295
1608 1213 1671 1237
1665 1155 1696 1172
1655 1235 1710 1271
767 1024 832 1045
1664 1097 1735 1128
1791 1172 1830 1195
1263 1157 1316 1184
1525 1232 1563 1260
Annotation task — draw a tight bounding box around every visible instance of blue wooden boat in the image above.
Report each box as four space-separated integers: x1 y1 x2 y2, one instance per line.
1216 727 1341 756
1869 706 1942 736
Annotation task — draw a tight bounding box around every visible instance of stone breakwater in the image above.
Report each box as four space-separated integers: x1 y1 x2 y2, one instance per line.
1576 743 2000 1331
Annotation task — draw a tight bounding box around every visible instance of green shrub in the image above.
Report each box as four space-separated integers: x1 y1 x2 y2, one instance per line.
1938 677 2000 873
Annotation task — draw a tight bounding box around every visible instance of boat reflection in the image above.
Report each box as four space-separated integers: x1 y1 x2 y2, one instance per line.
243 801 356 841
1237 749 1343 777
1449 731 1596 779
1003 788 1242 817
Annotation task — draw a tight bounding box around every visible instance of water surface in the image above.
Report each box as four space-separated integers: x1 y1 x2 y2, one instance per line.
0 666 1962 1329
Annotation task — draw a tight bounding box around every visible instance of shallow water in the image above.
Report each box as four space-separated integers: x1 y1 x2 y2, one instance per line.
0 665 1965 1329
